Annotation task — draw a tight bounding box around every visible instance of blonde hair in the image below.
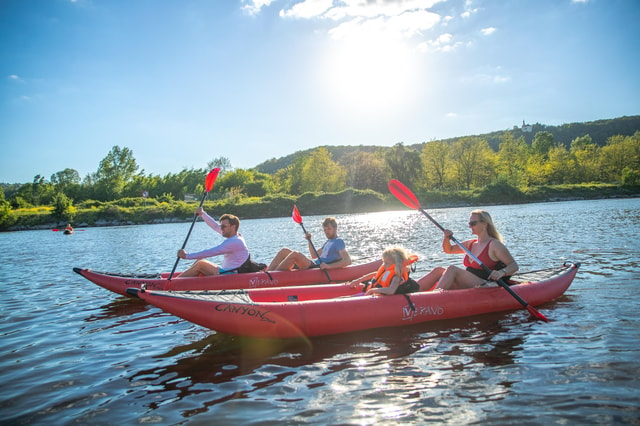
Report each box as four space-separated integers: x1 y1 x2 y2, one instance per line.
382 246 411 276
471 210 503 242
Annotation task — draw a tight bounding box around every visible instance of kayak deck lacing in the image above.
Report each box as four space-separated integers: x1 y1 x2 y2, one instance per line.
165 289 254 304
510 265 574 285
95 270 163 279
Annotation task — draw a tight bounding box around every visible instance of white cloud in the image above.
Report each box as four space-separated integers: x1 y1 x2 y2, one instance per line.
280 0 442 43
462 67 511 85
279 0 333 19
481 27 496 36
418 32 463 52
461 0 479 18
8 74 24 82
242 0 275 16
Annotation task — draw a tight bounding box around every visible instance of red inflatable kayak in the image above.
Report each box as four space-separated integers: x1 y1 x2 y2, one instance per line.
127 263 580 339
73 259 382 297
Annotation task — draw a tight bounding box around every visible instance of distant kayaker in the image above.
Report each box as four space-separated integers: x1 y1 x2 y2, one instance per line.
267 217 352 271
176 207 250 277
418 210 519 290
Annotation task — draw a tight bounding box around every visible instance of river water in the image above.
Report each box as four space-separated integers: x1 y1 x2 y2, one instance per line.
1 198 639 425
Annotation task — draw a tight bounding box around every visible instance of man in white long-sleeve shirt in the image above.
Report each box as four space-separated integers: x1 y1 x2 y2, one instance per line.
176 207 249 277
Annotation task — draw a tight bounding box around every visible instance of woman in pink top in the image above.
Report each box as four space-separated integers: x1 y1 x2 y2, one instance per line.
418 210 518 291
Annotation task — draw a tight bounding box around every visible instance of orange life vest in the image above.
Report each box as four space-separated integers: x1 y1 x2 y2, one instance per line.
369 254 418 289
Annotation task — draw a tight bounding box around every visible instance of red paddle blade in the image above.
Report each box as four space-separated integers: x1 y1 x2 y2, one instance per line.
204 168 220 192
388 179 421 210
292 205 302 224
527 305 550 322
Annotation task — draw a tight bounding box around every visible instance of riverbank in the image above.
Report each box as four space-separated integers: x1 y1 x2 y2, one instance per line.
4 183 640 232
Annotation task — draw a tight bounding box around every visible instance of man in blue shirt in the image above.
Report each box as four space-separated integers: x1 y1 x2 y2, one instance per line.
267 217 351 271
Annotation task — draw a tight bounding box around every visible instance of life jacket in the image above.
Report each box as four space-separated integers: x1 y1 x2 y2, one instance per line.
368 254 418 289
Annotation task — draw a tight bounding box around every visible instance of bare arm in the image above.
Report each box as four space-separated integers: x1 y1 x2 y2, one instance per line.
442 229 468 254
349 271 375 289
488 241 518 281
366 275 402 296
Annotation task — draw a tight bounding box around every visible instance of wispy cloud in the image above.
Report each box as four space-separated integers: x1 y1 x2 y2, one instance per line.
461 0 479 18
279 0 333 19
279 0 442 43
242 0 276 16
481 27 496 36
418 33 464 52
462 66 511 85
8 74 24 82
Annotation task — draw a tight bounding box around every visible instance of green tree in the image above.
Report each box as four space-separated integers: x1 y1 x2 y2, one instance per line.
207 157 233 176
51 168 82 201
299 147 347 194
421 140 451 190
29 175 55 205
215 168 273 197
0 187 15 230
273 164 295 194
95 146 139 200
496 133 530 187
51 192 76 224
547 145 577 184
532 131 555 157
449 137 494 189
125 173 161 199
385 143 422 188
51 168 81 188
341 151 390 193
600 133 640 182
570 135 601 182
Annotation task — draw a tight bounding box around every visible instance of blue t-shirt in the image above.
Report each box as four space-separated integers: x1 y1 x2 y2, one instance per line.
316 238 345 265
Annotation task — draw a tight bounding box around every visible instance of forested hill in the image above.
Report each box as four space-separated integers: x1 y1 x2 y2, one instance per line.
255 115 640 174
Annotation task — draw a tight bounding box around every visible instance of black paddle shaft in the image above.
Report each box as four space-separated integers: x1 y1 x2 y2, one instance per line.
167 192 208 281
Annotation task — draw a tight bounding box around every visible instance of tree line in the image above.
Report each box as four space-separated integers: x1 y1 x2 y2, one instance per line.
1 129 639 229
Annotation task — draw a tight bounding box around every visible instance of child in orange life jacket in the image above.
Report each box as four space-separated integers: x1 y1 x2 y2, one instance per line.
349 246 418 296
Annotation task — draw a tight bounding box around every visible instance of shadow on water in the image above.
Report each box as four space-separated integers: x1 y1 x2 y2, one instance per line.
125 309 538 419
84 297 150 321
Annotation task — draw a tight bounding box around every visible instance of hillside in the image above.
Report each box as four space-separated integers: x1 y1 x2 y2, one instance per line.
254 115 640 173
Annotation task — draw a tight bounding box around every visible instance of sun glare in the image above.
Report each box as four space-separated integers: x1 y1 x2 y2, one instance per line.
318 37 421 120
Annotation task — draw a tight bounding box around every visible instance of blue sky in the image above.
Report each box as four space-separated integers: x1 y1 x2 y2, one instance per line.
1 0 638 184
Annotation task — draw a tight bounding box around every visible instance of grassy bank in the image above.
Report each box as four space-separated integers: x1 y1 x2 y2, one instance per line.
4 184 639 231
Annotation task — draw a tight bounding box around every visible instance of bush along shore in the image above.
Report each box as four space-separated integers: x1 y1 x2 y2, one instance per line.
3 184 640 232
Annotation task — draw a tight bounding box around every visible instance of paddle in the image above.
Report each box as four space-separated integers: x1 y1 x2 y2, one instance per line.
292 205 332 282
388 179 549 322
168 168 220 281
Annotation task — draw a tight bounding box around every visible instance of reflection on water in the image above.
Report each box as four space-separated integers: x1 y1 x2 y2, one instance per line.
1 198 639 424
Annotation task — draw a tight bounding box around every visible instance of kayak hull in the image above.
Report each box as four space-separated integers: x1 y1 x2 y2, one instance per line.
128 263 580 339
73 259 382 296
